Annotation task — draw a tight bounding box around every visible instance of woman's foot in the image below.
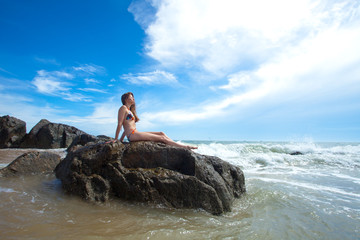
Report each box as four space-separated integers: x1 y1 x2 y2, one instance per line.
186 145 198 150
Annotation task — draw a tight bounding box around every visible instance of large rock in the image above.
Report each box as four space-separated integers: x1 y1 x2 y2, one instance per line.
20 119 87 149
0 151 61 177
0 115 26 148
66 133 113 152
55 141 246 215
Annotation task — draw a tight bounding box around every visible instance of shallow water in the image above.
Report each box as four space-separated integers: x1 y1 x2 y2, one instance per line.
1 142 359 239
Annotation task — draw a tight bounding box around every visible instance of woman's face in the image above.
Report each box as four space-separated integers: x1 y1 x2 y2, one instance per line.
127 94 135 104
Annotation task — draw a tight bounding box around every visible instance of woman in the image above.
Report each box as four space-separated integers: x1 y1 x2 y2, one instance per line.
113 92 197 150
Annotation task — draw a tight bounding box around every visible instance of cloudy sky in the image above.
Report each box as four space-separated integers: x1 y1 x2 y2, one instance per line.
1 0 360 141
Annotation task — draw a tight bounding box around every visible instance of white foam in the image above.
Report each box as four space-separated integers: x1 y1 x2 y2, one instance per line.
195 143 241 159
192 141 360 170
252 177 360 199
0 187 17 193
0 163 8 169
331 173 360 185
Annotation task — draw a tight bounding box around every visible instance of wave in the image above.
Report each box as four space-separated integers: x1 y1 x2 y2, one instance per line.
252 177 360 199
193 141 360 170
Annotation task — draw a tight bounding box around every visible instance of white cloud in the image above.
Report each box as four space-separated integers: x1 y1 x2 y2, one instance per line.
131 0 360 75
31 63 108 102
27 0 358 137
34 56 60 65
84 78 100 84
141 82 270 125
0 91 116 136
129 0 360 126
62 92 92 102
32 70 73 94
212 71 259 92
145 22 360 126
128 0 157 29
0 67 16 76
133 0 332 75
0 76 31 91
78 88 107 93
121 70 178 85
0 93 33 103
0 94 68 131
57 97 121 136
73 64 106 75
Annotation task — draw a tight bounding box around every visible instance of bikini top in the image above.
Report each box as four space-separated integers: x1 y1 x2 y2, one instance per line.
125 107 135 121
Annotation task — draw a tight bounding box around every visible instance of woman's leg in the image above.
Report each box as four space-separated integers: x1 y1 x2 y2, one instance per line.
144 131 164 136
147 132 191 148
131 131 197 149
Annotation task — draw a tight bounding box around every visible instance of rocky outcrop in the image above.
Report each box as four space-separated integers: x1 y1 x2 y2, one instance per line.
55 141 246 215
0 151 61 177
0 116 111 150
20 119 87 149
0 115 26 148
67 133 113 152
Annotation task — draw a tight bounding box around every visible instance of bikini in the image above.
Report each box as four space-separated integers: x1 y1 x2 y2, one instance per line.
125 107 136 141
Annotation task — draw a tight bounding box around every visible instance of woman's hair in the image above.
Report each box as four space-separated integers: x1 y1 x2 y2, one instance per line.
121 92 140 122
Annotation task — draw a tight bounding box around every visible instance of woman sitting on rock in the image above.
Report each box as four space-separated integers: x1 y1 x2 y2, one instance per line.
112 92 197 150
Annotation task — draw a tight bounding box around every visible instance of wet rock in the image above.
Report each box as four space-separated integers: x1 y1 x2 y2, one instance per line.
0 151 61 177
0 115 26 148
290 151 303 155
20 119 87 149
55 141 246 215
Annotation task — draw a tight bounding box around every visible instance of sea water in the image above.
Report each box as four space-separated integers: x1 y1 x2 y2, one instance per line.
0 142 359 239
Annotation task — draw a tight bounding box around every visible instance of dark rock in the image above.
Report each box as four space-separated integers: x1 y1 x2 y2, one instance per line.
20 119 87 149
0 115 26 148
97 135 113 141
55 141 246 215
0 151 61 177
67 133 113 152
66 133 98 152
290 151 303 155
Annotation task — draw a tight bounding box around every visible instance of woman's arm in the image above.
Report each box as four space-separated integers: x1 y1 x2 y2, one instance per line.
119 132 126 142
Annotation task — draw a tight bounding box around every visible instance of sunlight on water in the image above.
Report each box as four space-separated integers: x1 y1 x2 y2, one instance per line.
1 142 359 239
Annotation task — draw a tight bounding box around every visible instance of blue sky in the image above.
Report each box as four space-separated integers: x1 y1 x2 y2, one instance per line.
1 0 360 142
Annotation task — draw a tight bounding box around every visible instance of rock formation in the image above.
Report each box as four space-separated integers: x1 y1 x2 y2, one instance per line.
0 115 26 148
55 141 246 215
0 151 61 177
0 115 108 149
66 133 113 152
20 119 87 149
0 115 247 214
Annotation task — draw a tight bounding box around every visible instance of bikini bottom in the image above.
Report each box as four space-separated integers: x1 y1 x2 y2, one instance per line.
127 128 136 141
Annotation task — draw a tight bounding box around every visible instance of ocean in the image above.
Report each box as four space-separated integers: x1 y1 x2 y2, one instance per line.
0 141 359 239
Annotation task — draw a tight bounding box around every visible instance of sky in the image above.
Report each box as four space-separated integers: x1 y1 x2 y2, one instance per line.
1 0 360 142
